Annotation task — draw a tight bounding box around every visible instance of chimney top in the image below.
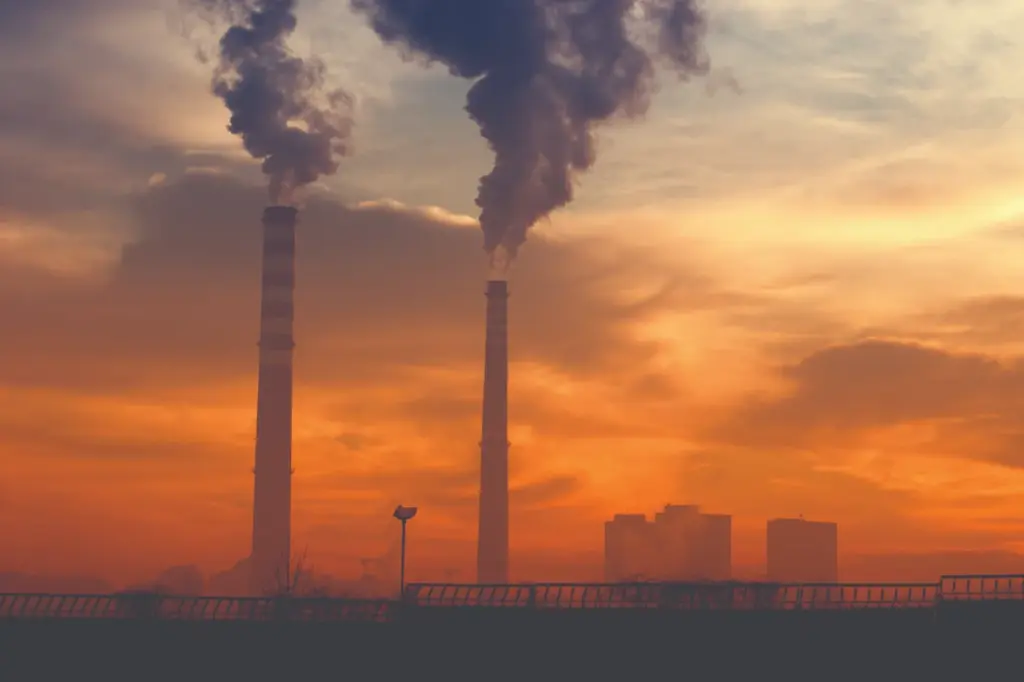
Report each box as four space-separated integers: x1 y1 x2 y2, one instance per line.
486 279 509 297
263 205 299 226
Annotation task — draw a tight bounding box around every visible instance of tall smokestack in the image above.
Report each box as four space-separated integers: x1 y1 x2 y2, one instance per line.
250 205 297 594
477 279 510 584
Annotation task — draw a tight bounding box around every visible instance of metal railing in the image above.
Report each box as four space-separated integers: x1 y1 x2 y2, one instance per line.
0 593 394 622
3 573 1023 620
404 573 1024 611
939 574 1024 602
404 581 940 610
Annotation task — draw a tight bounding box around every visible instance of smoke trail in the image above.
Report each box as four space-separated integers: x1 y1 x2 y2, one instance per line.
351 0 709 263
188 0 353 204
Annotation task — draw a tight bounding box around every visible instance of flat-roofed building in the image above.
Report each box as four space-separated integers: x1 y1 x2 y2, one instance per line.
701 514 732 581
604 514 659 581
604 505 733 582
654 505 703 580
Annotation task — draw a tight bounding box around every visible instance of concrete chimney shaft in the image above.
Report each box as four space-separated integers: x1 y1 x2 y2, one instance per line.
477 279 510 583
250 205 297 594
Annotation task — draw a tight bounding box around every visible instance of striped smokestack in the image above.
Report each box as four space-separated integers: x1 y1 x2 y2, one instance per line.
250 205 297 594
477 279 510 583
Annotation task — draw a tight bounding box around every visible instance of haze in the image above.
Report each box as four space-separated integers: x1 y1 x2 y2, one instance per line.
3 0 1024 590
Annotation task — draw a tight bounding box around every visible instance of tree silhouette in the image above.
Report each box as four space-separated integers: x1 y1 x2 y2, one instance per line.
266 547 339 618
271 548 311 597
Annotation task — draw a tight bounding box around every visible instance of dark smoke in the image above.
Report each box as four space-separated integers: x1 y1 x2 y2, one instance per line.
351 0 709 260
189 0 353 204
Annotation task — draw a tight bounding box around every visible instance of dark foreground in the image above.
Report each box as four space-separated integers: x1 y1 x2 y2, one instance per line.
2 603 1021 681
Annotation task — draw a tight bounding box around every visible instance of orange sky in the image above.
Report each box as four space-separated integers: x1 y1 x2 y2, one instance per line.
4 0 1024 588
4 174 1024 587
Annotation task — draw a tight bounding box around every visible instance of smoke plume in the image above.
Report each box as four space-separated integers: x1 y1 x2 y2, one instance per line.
351 0 709 263
189 0 353 204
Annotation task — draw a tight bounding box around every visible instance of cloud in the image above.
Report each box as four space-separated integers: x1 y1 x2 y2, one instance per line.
0 0 240 234
918 295 1024 350
6 0 1024 237
675 445 930 552
0 172 718 396
715 339 1024 469
581 0 1024 218
0 171 734 532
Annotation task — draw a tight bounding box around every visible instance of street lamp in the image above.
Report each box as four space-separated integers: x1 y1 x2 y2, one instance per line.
393 505 418 598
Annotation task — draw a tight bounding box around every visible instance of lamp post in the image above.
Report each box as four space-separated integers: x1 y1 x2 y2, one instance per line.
393 505 418 599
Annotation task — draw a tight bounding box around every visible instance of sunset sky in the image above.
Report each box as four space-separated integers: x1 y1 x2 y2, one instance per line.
3 0 1024 586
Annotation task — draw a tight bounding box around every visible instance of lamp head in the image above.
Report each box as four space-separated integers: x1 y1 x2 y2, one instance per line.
393 505 418 521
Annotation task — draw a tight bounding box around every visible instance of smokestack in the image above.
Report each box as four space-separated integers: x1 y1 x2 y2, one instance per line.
250 205 297 594
477 279 510 584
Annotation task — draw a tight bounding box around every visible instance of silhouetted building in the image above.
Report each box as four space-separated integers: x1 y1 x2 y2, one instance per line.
604 505 732 581
250 206 298 594
654 505 705 579
604 514 658 581
766 518 838 583
477 279 509 583
702 513 732 581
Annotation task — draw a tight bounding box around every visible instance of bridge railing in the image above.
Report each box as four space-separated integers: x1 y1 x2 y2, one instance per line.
0 593 394 622
939 574 1024 602
402 581 940 610
4 573 1024 620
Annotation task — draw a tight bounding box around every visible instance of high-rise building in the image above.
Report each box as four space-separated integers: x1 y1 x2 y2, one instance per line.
654 505 705 580
701 514 732 581
603 505 732 582
766 518 838 583
604 514 658 581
